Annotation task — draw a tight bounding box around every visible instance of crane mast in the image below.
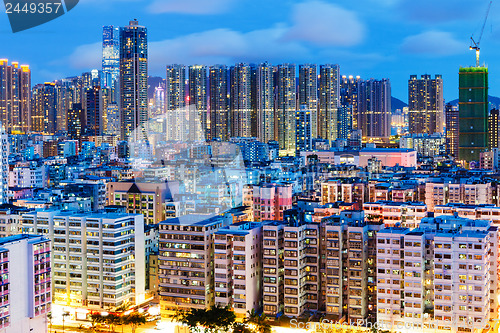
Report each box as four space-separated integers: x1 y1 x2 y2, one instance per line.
470 1 492 67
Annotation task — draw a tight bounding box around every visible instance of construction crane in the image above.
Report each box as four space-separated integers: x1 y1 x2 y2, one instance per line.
470 1 492 67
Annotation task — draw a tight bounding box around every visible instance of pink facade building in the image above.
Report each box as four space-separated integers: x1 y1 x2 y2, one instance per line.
253 183 293 221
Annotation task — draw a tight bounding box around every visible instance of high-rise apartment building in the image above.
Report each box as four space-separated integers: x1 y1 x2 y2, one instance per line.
358 79 391 138
209 65 229 141
0 123 7 204
67 103 85 140
408 74 444 134
0 60 31 134
85 86 103 136
165 64 186 112
31 83 57 134
230 63 255 138
340 75 360 130
319 65 340 143
488 109 499 149
21 211 146 310
119 20 148 141
376 216 498 332
165 64 186 141
102 25 120 102
299 64 318 139
0 234 51 333
188 65 209 141
256 63 274 143
55 80 76 133
214 221 262 314
338 105 352 140
445 103 459 157
296 107 313 152
459 67 488 162
276 64 296 155
159 214 230 316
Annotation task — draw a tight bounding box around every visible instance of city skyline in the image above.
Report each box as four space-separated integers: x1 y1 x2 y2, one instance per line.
0 0 499 101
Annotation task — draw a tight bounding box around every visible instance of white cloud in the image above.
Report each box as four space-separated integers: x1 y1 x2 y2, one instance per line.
148 26 310 73
400 30 465 56
68 41 101 69
284 0 365 47
147 0 235 14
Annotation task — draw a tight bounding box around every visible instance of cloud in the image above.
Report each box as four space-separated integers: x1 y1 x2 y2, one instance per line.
68 42 101 69
148 26 310 73
284 0 365 47
397 0 484 23
147 0 235 14
400 30 465 56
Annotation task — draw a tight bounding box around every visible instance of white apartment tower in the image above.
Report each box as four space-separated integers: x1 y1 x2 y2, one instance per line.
376 216 499 332
214 221 262 315
158 214 230 317
0 234 51 333
21 210 146 311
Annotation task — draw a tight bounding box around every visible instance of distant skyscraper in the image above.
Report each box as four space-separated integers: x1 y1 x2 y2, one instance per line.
0 60 31 133
105 103 120 136
408 74 444 134
256 63 274 144
319 65 340 143
67 103 85 139
340 75 360 130
31 83 57 134
0 123 7 203
276 64 296 155
296 106 313 152
165 65 186 140
489 109 499 150
357 79 391 138
85 86 102 136
299 64 318 139
119 20 148 141
338 105 352 140
459 67 488 162
445 103 459 157
230 63 254 138
188 65 208 140
209 65 229 141
55 80 75 133
102 25 120 102
150 84 165 117
165 64 186 111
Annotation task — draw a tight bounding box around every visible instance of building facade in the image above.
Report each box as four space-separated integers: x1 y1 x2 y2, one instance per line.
408 74 444 135
119 20 148 141
21 211 146 310
458 67 488 162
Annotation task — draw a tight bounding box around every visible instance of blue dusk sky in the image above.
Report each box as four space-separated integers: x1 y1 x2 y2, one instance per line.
0 0 499 101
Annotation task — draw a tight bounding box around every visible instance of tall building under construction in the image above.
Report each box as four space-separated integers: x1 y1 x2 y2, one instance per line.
458 67 488 162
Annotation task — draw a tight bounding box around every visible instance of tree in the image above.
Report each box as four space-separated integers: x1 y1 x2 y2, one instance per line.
123 313 147 333
104 313 121 333
245 309 271 333
175 304 236 333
